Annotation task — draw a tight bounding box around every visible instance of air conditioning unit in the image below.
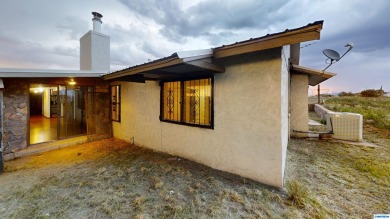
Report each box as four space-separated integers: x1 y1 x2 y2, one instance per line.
326 112 363 142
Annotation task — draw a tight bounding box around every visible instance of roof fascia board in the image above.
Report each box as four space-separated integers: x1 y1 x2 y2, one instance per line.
103 57 182 80
214 23 323 59
215 31 321 59
103 55 223 80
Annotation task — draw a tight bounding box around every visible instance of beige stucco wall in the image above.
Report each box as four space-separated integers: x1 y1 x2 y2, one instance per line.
290 74 309 136
112 48 288 188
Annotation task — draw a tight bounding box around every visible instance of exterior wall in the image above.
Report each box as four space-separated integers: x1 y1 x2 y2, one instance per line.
80 30 110 72
87 84 113 141
112 48 288 188
281 46 290 180
2 79 29 154
290 74 309 137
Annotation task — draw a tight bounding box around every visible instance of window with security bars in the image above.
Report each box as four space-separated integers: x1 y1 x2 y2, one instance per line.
161 77 213 128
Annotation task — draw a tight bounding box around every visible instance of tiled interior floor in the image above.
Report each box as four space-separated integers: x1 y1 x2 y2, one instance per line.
30 115 57 144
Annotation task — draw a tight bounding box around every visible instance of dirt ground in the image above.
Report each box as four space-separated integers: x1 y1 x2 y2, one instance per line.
0 127 389 218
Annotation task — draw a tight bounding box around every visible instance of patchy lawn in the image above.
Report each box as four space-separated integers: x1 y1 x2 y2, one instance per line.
1 133 389 218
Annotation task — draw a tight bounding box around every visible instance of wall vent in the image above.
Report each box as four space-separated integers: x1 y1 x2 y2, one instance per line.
326 112 363 142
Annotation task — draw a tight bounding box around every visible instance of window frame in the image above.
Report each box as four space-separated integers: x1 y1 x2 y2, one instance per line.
110 85 121 122
160 76 214 129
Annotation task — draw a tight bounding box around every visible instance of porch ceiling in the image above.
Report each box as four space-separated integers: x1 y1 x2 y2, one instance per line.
291 64 336 86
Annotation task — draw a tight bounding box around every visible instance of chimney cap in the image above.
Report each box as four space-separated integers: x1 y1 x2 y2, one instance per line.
92 12 103 18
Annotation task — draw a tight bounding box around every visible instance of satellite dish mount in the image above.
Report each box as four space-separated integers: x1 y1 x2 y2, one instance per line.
322 42 354 72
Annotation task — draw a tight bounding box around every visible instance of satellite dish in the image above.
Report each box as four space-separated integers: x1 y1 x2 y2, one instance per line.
323 49 340 62
322 42 353 72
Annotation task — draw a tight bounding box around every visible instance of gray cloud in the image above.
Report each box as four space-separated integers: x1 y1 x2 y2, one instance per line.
141 41 166 57
0 33 78 68
119 0 289 45
56 16 89 40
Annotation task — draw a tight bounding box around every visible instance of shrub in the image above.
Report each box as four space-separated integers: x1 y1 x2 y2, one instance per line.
360 89 380 97
339 91 355 97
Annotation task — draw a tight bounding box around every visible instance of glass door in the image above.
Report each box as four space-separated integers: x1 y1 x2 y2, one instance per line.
57 85 87 139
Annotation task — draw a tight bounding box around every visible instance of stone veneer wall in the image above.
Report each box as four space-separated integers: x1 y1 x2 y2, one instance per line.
2 79 29 154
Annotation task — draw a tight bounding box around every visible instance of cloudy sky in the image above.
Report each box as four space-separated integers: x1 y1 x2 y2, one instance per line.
0 0 389 93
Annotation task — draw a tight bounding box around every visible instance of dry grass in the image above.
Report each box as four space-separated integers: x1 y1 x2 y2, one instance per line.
0 132 389 218
286 180 310 208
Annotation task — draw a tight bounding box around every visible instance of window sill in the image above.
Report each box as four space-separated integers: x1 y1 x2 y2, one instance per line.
160 119 214 129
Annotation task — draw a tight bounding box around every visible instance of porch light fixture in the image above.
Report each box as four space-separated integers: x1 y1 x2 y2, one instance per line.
68 79 77 85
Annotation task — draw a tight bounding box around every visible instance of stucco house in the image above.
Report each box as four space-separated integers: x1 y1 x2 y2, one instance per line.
0 13 335 188
102 20 334 188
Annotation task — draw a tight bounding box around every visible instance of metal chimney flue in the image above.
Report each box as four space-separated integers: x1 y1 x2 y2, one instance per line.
92 12 103 33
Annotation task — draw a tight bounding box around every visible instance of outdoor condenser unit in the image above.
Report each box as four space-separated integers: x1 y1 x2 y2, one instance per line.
326 112 363 142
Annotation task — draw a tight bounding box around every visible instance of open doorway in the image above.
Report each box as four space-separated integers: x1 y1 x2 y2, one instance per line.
29 84 89 145
29 84 58 144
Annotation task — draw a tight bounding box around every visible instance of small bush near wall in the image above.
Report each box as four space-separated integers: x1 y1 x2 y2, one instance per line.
360 89 380 97
338 91 355 97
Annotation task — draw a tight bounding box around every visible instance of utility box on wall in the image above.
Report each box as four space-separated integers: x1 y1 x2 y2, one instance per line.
327 112 363 142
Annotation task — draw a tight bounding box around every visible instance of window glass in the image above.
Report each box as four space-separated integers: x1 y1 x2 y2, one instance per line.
162 81 181 122
183 78 211 125
161 77 213 128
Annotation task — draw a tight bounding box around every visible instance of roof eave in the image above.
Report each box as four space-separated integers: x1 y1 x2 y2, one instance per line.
291 64 336 86
0 68 105 78
214 21 323 59
103 57 182 80
103 52 224 81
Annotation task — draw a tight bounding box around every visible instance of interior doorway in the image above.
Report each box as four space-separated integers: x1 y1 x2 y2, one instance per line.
29 84 58 144
29 84 90 145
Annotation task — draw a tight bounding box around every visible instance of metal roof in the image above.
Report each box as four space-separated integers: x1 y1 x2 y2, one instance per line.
103 20 325 82
213 21 323 58
0 68 105 78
